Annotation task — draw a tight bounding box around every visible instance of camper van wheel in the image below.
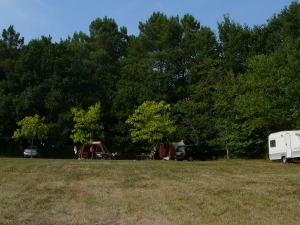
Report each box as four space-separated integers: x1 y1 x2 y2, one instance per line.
282 156 288 164
188 156 193 161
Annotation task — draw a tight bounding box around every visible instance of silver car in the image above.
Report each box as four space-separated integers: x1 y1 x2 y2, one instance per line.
23 146 40 158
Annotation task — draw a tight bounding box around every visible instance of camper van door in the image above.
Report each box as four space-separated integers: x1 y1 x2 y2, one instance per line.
285 133 292 158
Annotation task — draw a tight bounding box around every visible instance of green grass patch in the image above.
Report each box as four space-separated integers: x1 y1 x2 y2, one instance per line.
0 158 300 224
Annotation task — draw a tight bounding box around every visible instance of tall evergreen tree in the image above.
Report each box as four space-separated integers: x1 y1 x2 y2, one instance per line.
0 25 24 140
218 15 252 75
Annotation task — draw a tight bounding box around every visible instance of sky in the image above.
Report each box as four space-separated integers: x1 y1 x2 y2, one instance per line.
0 0 295 44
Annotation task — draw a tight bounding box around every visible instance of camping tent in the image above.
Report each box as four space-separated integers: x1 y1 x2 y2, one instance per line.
156 140 185 160
78 141 104 159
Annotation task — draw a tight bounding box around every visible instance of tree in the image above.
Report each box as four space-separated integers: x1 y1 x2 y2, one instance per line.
173 99 211 145
230 37 300 158
211 50 288 158
126 101 176 148
12 114 49 150
260 1 300 53
218 15 252 75
178 19 222 146
0 26 24 141
70 102 104 145
1 25 24 50
84 17 129 149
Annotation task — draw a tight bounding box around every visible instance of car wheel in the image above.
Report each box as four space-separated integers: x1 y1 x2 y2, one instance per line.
211 155 217 160
188 156 193 161
282 156 288 164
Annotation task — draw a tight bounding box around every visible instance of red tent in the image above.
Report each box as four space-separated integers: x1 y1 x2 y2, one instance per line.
78 141 104 159
156 140 185 160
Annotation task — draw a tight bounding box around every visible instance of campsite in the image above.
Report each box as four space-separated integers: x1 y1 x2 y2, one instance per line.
3 2 300 161
74 141 182 161
2 2 300 223
1 158 300 225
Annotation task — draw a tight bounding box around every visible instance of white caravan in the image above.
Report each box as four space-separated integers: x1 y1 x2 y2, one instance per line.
268 130 300 163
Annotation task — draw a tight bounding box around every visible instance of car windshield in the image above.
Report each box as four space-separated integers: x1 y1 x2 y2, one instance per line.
176 146 186 152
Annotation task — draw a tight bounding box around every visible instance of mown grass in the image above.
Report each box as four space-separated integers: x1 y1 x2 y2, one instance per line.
0 158 300 225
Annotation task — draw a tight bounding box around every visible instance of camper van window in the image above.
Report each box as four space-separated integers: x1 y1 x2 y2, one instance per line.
270 140 276 148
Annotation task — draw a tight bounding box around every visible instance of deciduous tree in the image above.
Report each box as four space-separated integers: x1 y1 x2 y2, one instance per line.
12 114 49 148
126 101 176 148
70 102 104 144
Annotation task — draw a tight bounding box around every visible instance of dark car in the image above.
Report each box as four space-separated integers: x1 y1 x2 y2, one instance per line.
174 145 218 161
23 146 40 158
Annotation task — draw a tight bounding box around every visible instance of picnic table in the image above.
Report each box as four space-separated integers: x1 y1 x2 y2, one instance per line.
136 152 154 160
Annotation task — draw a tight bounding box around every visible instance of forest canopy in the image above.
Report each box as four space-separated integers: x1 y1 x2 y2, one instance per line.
1 2 299 158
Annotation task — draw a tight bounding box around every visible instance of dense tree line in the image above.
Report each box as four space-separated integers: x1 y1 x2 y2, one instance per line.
0 2 299 158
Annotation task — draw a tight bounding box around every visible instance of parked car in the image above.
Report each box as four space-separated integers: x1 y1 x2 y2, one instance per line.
23 146 40 158
174 145 218 161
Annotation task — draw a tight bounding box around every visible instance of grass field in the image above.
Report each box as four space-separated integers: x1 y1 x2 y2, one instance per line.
1 158 300 225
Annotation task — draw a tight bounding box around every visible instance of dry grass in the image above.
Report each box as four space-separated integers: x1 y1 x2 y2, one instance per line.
0 158 300 225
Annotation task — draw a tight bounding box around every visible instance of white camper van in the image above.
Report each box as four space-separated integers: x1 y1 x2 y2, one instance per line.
268 130 300 163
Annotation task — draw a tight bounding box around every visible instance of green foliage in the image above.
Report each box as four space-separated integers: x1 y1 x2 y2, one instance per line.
70 102 104 144
12 114 49 142
218 15 252 74
1 25 24 50
2 3 300 158
212 49 290 158
126 101 176 146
